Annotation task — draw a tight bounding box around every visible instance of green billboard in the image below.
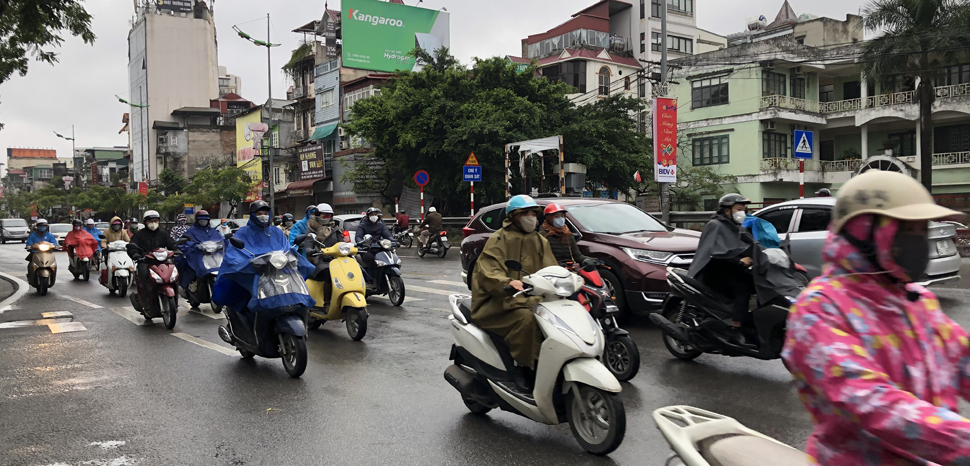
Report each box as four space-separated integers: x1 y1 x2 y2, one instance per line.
342 0 450 73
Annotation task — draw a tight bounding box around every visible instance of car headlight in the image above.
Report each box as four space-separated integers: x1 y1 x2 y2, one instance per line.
540 273 583 297
380 239 392 250
269 253 288 269
338 242 352 256
622 247 672 264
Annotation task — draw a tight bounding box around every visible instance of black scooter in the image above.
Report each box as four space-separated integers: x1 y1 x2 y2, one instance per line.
357 236 406 307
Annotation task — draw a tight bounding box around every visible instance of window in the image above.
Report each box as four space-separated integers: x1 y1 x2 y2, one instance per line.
598 67 611 96
640 33 646 53
820 140 835 161
38 169 52 179
480 207 506 231
691 77 729 108
758 208 795 234
762 71 786 96
797 208 832 232
937 64 970 86
638 77 646 98
652 0 692 17
934 123 970 153
651 0 661 17
652 33 693 54
703 198 719 211
566 203 667 234
624 76 631 91
790 77 806 99
543 61 586 93
692 135 729 166
640 0 645 18
763 132 788 158
887 131 916 157
819 84 834 102
318 89 334 109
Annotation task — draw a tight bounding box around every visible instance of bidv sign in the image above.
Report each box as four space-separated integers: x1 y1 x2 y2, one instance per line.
652 98 678 183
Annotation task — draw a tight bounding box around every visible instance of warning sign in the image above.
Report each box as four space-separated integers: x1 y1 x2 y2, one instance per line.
464 152 480 166
794 130 813 159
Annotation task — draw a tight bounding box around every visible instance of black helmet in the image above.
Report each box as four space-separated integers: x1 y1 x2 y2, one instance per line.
282 213 294 223
273 215 283 225
366 207 383 216
815 188 832 197
718 193 751 209
250 200 270 216
72 219 83 226
306 204 317 215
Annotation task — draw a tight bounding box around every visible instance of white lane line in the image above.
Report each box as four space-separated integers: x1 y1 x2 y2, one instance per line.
42 311 74 318
63 296 104 309
171 332 237 357
88 441 126 450
109 307 152 326
369 296 425 305
407 284 462 297
0 270 28 314
427 279 467 288
48 322 87 333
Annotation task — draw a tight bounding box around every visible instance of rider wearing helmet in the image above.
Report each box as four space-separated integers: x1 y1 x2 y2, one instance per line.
170 213 190 240
355 207 393 278
307 203 342 248
394 210 410 235
471 195 557 391
815 188 832 197
128 210 178 295
288 204 317 246
783 171 969 466
102 216 131 266
25 219 57 251
418 206 443 248
541 203 595 268
273 215 283 227
687 193 756 344
281 213 295 236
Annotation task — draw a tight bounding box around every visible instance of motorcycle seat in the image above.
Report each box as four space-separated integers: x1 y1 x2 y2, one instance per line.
457 297 473 323
704 435 809 466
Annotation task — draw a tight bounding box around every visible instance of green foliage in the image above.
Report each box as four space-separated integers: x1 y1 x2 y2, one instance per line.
157 168 186 196
1 188 33 219
182 166 254 212
70 185 141 219
282 42 312 71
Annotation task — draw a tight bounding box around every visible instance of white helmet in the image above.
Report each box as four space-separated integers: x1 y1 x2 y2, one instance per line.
143 210 160 221
428 207 437 213
316 203 334 215
85 218 95 225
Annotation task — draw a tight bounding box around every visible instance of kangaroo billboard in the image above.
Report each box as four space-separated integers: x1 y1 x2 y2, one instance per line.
342 0 450 73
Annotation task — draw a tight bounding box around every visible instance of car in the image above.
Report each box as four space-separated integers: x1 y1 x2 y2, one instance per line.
460 198 699 319
48 223 73 247
95 222 110 233
226 218 248 234
0 218 30 243
754 197 961 286
334 214 364 243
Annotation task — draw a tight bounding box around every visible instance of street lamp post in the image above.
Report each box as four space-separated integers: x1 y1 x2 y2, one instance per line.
54 125 78 187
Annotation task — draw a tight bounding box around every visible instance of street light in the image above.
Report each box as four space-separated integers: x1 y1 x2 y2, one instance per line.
53 126 79 187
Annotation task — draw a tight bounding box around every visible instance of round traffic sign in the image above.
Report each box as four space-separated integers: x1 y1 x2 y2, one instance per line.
414 170 430 187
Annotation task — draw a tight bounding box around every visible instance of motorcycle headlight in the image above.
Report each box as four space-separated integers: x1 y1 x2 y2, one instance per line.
375 260 388 267
380 239 392 250
150 270 164 283
269 253 288 269
541 273 583 297
37 244 50 252
338 243 352 256
622 247 672 265
170 268 179 282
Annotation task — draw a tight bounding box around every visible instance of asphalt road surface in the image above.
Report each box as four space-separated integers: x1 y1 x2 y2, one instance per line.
0 242 968 465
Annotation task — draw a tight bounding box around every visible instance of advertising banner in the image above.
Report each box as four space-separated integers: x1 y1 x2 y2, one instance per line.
298 145 326 180
155 0 192 13
653 98 678 183
235 110 267 185
342 0 450 73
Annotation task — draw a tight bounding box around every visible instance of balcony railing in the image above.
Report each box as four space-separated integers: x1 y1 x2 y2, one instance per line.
865 90 914 108
761 158 818 171
935 83 970 99
819 98 862 114
760 95 819 112
820 159 862 172
933 151 970 166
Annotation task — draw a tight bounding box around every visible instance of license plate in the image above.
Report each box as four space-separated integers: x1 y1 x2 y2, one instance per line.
937 240 950 256
441 236 448 242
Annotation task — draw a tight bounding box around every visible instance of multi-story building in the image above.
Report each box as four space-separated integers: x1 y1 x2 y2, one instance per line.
670 1 970 211
4 149 63 192
218 66 242 97
76 147 129 187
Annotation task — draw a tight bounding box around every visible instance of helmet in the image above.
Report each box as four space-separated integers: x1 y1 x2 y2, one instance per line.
85 218 95 226
505 195 540 215
543 203 567 216
36 219 48 227
718 193 751 209
72 219 83 226
196 209 210 220
306 205 317 215
282 213 295 223
250 200 270 216
832 171 961 232
428 207 437 213
273 215 283 225
366 207 382 216
316 203 334 215
815 188 832 197
399 210 406 214
177 213 187 221
143 210 160 221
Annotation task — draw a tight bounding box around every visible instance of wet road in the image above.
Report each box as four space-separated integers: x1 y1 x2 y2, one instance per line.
0 242 968 465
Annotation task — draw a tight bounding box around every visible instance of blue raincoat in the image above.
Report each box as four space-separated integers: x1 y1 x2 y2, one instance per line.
287 216 309 246
213 220 314 313
26 230 57 247
177 223 225 289
83 226 102 252
742 214 782 249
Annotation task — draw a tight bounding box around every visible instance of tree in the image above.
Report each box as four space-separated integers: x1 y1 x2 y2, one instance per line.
183 167 254 216
2 188 32 219
157 168 186 196
859 0 970 190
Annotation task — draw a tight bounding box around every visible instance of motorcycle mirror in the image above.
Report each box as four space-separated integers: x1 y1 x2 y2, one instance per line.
229 237 245 249
582 262 597 272
224 232 234 240
505 259 522 272
294 234 308 245
176 237 189 246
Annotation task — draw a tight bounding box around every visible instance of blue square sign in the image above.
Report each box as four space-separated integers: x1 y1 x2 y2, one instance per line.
793 130 814 159
463 165 482 182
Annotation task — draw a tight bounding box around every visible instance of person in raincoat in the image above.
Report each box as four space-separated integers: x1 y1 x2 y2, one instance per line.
288 205 317 247
82 219 103 264
471 195 557 390
176 210 224 292
65 219 99 277
25 219 58 261
102 217 130 267
782 171 970 466
281 213 295 237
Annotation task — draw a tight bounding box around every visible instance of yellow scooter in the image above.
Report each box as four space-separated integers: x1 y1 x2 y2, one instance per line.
299 233 369 341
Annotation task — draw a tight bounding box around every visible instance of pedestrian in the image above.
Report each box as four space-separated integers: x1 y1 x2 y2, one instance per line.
783 171 970 465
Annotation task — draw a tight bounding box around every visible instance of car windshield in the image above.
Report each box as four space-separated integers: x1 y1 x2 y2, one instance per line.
2 219 27 228
566 203 667 234
48 224 72 234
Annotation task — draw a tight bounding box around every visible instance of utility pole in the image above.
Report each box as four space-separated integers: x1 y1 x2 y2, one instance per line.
659 0 670 225
267 13 275 213
72 125 78 187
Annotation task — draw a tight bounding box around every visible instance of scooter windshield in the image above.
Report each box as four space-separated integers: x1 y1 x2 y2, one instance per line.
201 241 225 270
251 251 309 300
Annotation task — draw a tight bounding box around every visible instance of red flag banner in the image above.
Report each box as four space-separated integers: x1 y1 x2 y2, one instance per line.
653 98 678 183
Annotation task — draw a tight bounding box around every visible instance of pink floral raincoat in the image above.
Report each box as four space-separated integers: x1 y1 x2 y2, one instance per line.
782 214 970 465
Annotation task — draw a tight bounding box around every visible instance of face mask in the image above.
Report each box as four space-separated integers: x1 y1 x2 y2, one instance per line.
131 226 139 232
892 233 929 282
221 222 227 226
256 215 270 224
285 221 293 227
552 217 566 229
73 226 81 231
178 219 186 225
111 225 121 231
199 220 209 227
369 215 379 223
732 211 746 224
147 222 159 231
518 216 538 232
37 227 47 233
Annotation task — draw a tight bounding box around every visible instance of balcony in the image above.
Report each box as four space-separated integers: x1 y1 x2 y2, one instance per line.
761 157 818 171
865 90 914 108
935 83 970 99
762 90 916 115
933 151 970 166
819 98 861 113
760 95 819 113
819 159 863 172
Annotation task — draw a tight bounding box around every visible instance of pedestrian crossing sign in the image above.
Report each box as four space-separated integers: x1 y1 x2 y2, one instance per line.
794 130 813 159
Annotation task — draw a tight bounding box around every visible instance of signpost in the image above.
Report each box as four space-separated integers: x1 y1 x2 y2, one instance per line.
414 170 429 220
794 130 814 199
184 203 194 215
463 152 481 216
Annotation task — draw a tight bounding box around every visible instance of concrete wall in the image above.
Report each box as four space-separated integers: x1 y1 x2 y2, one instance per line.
793 15 862 48
184 127 227 178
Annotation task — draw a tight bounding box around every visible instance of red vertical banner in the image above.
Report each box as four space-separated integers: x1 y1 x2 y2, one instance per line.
138 182 148 195
91 161 99 185
653 98 678 183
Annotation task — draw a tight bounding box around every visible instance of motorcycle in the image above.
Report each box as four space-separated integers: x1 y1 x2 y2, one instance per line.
418 229 450 258
566 261 640 382
299 233 370 340
393 228 414 248
357 236 405 306
68 243 97 282
100 240 134 297
177 237 225 313
444 260 625 456
217 237 310 378
26 241 58 296
650 245 804 362
654 405 807 466
128 246 180 330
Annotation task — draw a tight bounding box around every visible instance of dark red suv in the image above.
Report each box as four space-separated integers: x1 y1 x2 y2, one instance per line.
460 198 700 319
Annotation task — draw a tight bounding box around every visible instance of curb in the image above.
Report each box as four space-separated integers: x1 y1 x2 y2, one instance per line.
0 271 28 312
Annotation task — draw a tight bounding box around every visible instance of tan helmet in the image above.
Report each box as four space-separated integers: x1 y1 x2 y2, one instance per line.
832 171 962 232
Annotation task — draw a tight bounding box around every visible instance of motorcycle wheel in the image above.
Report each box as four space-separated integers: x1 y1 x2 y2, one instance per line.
566 384 625 456
160 295 177 330
604 335 640 382
37 276 49 296
117 277 128 298
280 333 308 378
598 269 628 325
437 241 447 258
82 268 90 282
404 235 413 248
661 305 702 361
417 246 426 258
239 349 255 359
387 275 405 307
345 308 368 341
462 395 492 415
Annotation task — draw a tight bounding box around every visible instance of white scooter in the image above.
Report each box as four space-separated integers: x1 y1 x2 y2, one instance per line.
654 406 808 466
444 260 625 456
101 240 134 297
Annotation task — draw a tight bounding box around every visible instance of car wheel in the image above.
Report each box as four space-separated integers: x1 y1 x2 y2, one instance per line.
599 269 628 324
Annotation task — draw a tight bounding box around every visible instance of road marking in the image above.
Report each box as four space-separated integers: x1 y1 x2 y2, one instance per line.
64 295 104 309
407 284 462 297
109 307 152 326
369 296 424 305
427 279 467 288
42 311 74 318
88 441 126 449
48 322 86 333
0 270 28 314
171 332 237 357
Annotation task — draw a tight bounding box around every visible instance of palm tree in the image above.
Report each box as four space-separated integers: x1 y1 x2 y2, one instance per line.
859 0 970 190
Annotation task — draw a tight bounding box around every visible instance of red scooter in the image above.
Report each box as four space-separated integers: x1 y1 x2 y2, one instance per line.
129 247 180 329
565 261 641 382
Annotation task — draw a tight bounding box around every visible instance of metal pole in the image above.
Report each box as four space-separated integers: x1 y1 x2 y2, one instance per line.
420 186 425 221
660 0 670 224
559 135 565 195
470 182 475 216
505 144 510 200
141 85 147 183
72 125 77 187
799 159 805 199
267 13 275 213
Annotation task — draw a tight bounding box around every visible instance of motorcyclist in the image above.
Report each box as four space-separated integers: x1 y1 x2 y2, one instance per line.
25 219 58 261
176 209 223 294
418 206 443 248
82 219 103 265
170 213 190 240
288 205 317 246
782 171 970 466
541 203 596 269
471 195 557 390
102 217 131 267
394 210 410 234
355 207 393 278
128 210 178 297
687 193 756 344
216 219 232 237
126 217 140 238
815 188 832 197
307 203 343 250
273 215 283 229
65 219 99 278
281 213 295 236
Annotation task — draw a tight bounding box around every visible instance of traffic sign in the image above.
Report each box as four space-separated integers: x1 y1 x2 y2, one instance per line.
463 165 482 182
794 130 813 159
464 152 480 166
414 170 430 187
184 203 194 215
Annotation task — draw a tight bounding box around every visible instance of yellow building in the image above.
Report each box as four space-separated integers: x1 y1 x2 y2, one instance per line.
235 107 268 201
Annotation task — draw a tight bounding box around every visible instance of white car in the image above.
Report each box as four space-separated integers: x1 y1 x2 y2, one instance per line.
48 223 73 247
333 214 364 243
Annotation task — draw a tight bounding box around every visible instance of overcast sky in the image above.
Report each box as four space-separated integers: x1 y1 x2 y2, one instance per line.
0 0 867 173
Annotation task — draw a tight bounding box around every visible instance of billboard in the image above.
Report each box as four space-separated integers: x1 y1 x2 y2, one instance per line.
155 0 192 13
653 98 678 183
342 0 450 73
299 145 326 180
236 110 267 201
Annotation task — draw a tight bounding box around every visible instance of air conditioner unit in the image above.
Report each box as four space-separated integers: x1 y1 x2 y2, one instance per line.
791 66 803 76
763 121 776 131
337 127 346 137
340 140 350 150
